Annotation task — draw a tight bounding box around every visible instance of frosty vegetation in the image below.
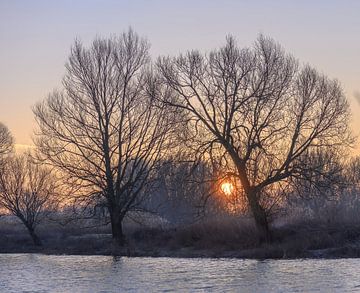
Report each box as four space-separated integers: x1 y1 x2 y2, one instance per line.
0 30 359 255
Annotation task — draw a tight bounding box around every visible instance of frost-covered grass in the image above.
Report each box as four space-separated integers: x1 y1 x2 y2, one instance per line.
2 194 360 259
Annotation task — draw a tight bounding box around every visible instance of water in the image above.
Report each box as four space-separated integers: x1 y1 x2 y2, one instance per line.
0 254 359 292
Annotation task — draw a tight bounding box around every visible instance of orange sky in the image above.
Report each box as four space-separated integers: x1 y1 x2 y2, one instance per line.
1 0 360 155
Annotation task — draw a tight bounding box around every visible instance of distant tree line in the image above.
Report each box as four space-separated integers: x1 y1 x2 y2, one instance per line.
0 29 356 245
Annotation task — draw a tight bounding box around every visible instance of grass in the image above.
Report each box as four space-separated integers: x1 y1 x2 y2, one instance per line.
2 209 360 259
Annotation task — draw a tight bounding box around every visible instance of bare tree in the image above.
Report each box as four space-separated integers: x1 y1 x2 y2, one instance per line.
158 35 352 241
290 150 346 199
153 157 214 223
33 29 178 244
346 156 360 186
0 122 13 163
0 155 57 245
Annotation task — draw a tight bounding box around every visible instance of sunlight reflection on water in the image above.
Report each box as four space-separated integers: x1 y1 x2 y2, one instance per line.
0 254 359 292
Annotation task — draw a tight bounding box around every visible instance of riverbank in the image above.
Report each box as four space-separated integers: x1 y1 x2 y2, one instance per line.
1 216 360 259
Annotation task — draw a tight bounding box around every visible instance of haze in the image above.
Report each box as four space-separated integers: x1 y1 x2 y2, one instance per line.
1 0 360 153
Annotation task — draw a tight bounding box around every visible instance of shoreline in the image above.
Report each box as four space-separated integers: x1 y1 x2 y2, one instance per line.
2 241 360 260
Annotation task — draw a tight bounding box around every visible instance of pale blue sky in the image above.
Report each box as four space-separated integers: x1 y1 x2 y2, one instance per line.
1 0 360 152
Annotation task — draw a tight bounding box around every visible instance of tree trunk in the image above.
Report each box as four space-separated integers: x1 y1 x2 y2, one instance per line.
246 188 272 243
229 152 272 242
27 227 42 246
110 209 125 246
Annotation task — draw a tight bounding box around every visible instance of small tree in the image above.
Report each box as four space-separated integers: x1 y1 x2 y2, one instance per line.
0 155 57 245
346 156 360 186
158 35 352 241
0 122 13 164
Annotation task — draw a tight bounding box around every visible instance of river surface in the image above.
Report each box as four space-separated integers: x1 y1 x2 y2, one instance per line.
0 254 359 292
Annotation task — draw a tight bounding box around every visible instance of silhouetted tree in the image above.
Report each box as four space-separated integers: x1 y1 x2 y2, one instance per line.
347 156 360 186
158 35 352 241
0 122 13 164
151 157 214 224
0 155 57 245
290 150 345 199
33 29 179 245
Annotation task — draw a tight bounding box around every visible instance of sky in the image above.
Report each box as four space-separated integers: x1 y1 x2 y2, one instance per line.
1 0 360 153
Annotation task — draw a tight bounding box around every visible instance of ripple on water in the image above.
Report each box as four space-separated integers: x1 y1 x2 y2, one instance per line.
0 254 359 292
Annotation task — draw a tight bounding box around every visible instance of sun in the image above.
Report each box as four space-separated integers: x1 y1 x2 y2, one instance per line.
220 181 234 196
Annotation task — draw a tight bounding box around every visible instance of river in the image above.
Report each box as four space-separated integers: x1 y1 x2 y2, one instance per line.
0 254 359 292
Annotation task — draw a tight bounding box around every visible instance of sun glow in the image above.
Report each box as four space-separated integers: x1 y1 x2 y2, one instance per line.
220 181 234 196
